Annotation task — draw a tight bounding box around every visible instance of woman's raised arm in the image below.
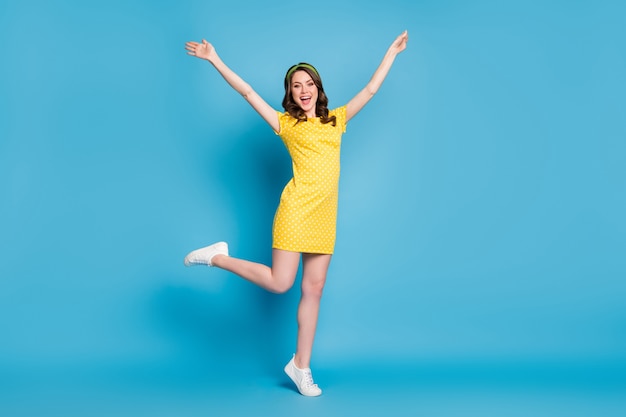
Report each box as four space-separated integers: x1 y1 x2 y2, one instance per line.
345 31 408 122
185 40 280 133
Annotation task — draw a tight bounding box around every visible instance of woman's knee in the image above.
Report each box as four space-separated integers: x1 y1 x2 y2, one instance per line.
272 279 295 294
270 249 300 293
301 278 325 298
269 269 298 293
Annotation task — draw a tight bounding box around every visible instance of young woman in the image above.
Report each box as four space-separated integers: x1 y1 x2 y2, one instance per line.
183 31 408 396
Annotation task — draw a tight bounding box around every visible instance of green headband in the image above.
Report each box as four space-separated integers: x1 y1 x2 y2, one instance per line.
286 63 319 80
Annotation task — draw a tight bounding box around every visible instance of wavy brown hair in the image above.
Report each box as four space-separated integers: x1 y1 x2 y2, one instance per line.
282 63 336 126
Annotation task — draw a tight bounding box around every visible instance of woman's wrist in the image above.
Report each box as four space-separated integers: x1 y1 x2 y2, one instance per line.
207 53 220 66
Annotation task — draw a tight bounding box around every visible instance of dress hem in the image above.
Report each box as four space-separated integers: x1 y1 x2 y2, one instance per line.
272 245 334 255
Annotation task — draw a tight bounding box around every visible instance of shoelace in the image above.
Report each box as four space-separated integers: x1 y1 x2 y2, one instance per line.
302 369 317 388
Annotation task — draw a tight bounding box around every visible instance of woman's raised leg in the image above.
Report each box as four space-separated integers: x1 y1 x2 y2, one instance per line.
211 248 301 294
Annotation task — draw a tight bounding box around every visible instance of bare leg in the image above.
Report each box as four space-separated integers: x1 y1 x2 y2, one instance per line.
294 253 331 369
211 249 301 294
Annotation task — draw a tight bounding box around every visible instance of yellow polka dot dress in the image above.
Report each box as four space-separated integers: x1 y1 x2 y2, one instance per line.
272 106 347 254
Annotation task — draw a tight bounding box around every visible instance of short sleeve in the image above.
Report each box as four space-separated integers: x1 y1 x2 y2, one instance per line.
331 106 347 133
275 111 286 136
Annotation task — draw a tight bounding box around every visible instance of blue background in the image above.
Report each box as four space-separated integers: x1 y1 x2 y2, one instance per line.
1 0 625 415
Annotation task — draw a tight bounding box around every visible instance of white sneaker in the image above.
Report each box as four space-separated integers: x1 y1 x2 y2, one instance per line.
284 355 322 397
183 242 229 267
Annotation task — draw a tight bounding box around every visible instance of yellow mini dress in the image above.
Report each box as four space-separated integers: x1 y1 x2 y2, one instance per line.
272 106 347 254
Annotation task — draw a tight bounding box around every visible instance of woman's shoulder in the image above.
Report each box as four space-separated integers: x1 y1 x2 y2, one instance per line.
329 106 347 122
329 106 347 128
277 110 297 122
329 106 347 116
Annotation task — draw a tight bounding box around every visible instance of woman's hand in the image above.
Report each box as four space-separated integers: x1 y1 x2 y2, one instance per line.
389 30 409 55
185 39 216 61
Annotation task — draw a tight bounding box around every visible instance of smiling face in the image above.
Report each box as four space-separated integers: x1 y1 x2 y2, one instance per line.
290 70 319 118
